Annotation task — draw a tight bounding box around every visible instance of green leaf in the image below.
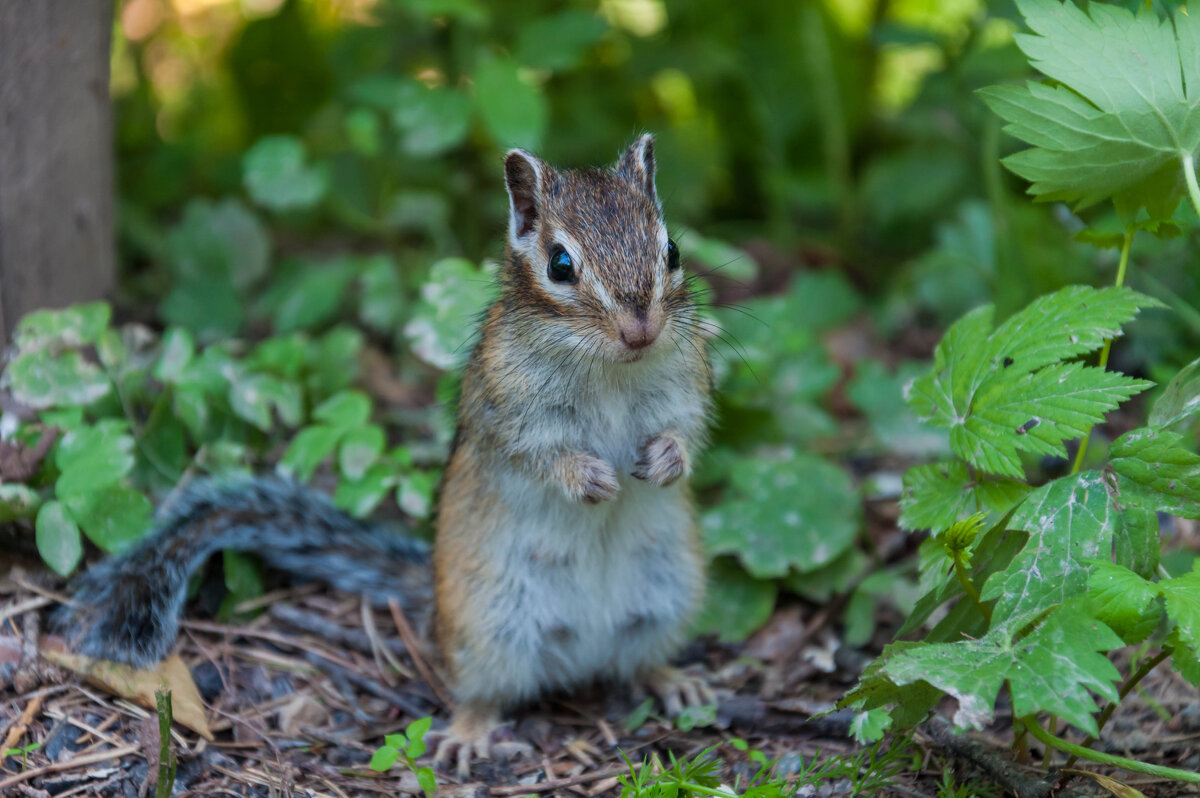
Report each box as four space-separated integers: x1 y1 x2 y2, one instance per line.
269 257 359 334
243 135 328 212
0 485 42 522
314 390 372 429
5 350 111 409
368 745 399 772
978 0 1200 221
515 10 607 71
1149 355 1200 430
55 422 136 498
391 84 471 156
848 709 893 744
339 425 385 480
1085 561 1161 644
279 425 343 482
690 559 778 642
357 255 406 332
384 734 406 749
36 501 83 576
306 327 363 397
417 766 437 797
848 361 949 458
675 226 760 283
840 642 943 730
397 470 437 519
1161 564 1200 665
784 547 868 603
885 604 1121 734
702 450 859 578
404 258 497 370
907 286 1157 477
15 302 111 350
473 57 546 150
223 550 264 600
1112 476 1161 579
406 716 432 742
1110 428 1200 519
64 486 153 554
229 374 303 432
982 472 1116 627
899 460 1029 533
334 463 397 518
154 328 195 383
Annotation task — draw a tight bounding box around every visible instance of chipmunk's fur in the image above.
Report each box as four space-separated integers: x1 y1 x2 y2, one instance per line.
57 135 712 775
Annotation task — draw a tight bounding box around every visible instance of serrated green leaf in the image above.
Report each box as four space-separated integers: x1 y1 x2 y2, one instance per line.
702 450 859 578
1161 564 1200 662
841 642 942 729
899 460 1030 532
848 708 893 744
473 57 546 150
1110 428 1200 519
690 559 777 642
982 472 1116 627
1085 561 1162 644
850 361 949 458
1111 475 1162 579
243 135 328 212
1168 627 1200 686
979 0 1200 221
1150 356 1200 431
907 286 1157 477
35 501 82 576
886 604 1121 734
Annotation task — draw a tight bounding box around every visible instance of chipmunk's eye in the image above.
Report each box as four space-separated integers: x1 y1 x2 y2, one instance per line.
667 239 680 271
547 247 576 284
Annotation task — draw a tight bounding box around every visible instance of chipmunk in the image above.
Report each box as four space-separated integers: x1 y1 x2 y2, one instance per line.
57 135 714 776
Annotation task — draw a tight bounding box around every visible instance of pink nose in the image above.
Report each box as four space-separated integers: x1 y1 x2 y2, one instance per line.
620 319 658 350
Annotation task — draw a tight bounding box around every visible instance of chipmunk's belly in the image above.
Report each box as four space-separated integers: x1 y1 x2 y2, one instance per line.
463 474 702 703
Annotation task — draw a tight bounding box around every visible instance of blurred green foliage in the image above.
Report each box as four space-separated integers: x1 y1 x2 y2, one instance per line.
3 0 1200 648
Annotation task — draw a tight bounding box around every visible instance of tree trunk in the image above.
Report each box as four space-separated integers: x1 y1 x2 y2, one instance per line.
0 1 115 346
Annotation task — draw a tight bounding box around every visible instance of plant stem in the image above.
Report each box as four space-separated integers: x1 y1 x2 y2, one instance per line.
1023 717 1200 784
952 552 992 623
1184 153 1200 221
1071 226 1133 474
1063 649 1170 770
155 690 176 798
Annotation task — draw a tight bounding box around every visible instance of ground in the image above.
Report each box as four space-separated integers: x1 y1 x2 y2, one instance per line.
2 551 1198 798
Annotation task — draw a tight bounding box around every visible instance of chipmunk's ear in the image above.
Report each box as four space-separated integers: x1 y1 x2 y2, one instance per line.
617 134 657 200
504 149 547 242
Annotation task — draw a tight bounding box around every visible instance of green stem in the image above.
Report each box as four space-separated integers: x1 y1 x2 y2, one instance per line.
1184 154 1200 221
1071 226 1133 474
1063 649 1170 770
952 551 992 623
1024 717 1200 784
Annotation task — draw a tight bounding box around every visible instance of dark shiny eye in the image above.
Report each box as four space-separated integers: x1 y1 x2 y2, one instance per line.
667 239 680 271
547 247 576 284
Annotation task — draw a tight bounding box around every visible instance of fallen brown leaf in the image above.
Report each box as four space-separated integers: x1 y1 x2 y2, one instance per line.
40 639 213 740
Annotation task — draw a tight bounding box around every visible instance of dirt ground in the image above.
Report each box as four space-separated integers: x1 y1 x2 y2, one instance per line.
2 550 1198 798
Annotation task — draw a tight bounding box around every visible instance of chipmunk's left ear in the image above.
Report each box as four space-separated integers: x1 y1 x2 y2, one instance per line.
617 134 657 200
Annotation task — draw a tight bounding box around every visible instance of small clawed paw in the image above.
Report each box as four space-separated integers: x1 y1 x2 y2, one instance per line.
572 455 620 504
428 727 531 779
645 668 716 717
633 435 687 487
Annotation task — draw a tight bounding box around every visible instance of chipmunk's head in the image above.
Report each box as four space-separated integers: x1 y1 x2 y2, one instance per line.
501 134 692 363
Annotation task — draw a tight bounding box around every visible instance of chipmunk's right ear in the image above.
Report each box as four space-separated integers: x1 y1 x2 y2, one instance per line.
504 149 546 243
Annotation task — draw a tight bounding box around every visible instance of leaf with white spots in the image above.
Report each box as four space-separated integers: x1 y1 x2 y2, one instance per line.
884 603 1122 735
702 450 860 578
403 258 497 371
907 286 1159 478
981 472 1116 628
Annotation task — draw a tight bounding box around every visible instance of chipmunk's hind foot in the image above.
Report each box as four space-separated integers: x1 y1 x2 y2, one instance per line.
640 666 716 716
429 703 532 779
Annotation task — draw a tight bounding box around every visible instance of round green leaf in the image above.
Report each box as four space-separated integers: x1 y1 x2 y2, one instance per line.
16 302 111 350
243 135 328 212
6 350 111 409
702 450 860 578
403 258 497 370
339 425 385 480
691 559 777 642
473 57 546 150
36 501 82 576
64 486 153 554
279 425 343 482
368 746 399 772
313 390 372 429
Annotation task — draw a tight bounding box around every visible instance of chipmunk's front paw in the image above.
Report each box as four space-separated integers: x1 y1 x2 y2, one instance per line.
633 434 687 487
555 452 620 504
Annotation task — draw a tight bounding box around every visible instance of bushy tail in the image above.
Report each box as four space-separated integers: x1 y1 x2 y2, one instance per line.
55 476 431 667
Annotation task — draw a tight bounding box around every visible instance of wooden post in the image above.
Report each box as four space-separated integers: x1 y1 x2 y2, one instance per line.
0 1 115 345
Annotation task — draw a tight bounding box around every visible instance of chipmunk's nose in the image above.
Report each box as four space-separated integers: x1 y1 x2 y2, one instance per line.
617 309 663 351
